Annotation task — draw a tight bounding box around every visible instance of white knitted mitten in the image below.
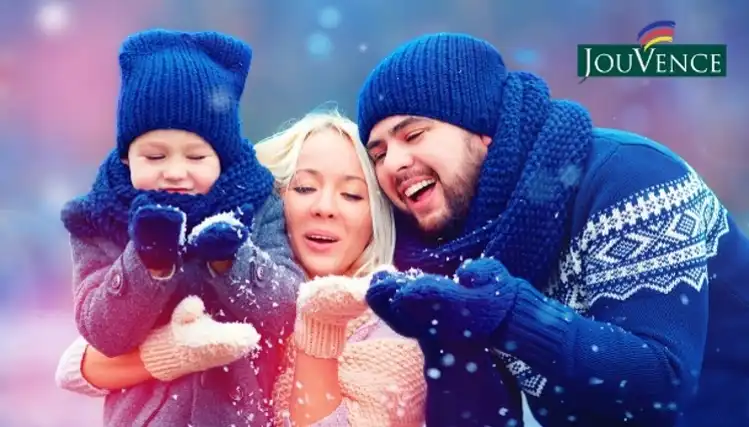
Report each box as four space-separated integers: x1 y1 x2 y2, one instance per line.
140 295 261 381
294 265 396 358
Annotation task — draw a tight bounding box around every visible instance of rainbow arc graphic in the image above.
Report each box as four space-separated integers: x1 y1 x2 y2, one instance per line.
637 20 676 51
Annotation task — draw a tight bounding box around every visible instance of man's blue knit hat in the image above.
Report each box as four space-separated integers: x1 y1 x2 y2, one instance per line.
116 29 251 166
357 33 509 144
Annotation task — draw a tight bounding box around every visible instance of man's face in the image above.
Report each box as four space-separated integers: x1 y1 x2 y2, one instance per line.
366 116 490 234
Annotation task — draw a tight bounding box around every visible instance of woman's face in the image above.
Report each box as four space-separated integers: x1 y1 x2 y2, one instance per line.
283 128 374 278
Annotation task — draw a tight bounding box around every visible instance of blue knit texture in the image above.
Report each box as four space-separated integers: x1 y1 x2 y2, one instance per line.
367 258 518 343
60 29 274 247
128 201 186 270
357 33 506 144
116 29 251 167
185 212 251 262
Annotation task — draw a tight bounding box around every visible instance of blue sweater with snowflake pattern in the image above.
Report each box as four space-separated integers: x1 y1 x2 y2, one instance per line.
490 128 749 427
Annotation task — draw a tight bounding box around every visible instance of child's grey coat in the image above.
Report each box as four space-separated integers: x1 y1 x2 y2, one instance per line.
71 193 303 426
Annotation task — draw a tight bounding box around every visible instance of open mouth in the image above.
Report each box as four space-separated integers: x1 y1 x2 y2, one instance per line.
402 179 436 203
304 233 340 246
163 188 192 194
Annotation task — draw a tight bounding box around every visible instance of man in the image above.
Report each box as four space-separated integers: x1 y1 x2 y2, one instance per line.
358 32 749 427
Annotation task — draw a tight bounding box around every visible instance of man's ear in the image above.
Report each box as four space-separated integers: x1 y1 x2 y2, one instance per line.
480 135 492 147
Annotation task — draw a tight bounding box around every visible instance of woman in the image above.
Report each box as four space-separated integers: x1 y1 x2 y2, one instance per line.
55 109 426 427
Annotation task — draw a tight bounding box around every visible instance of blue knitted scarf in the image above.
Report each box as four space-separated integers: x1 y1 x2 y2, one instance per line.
393 72 593 288
61 140 274 248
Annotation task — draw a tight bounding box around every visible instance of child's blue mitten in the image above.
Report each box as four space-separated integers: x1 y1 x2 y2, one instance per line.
129 195 186 271
186 205 251 262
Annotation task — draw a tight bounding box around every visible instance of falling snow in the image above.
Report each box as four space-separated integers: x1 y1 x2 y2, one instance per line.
35 2 72 36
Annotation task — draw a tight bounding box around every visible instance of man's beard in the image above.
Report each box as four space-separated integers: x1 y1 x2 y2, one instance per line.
419 136 484 237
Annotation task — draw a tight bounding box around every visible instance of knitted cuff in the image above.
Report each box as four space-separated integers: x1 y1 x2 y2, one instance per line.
54 337 109 397
294 314 347 359
139 326 185 382
496 281 574 369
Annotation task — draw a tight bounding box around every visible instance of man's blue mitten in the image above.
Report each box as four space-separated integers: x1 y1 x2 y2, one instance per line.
366 269 424 337
186 206 251 262
128 195 186 271
366 258 520 343
367 260 525 426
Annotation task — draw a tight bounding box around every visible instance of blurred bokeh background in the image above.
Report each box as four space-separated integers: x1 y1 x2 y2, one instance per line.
0 0 745 425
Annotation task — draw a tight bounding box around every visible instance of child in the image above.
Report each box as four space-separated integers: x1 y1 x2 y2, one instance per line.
59 29 303 426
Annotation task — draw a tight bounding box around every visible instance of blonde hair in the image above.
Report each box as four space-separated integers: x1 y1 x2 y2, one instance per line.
254 108 395 278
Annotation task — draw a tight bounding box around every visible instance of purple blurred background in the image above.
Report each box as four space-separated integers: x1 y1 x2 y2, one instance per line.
0 0 746 425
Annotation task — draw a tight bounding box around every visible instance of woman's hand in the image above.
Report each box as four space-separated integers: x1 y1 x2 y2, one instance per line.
140 295 262 381
294 266 394 358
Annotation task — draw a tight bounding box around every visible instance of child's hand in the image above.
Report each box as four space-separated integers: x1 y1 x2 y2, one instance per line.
128 199 186 271
186 210 250 263
140 295 262 382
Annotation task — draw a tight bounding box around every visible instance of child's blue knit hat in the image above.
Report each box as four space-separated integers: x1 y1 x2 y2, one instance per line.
116 29 251 166
357 33 508 144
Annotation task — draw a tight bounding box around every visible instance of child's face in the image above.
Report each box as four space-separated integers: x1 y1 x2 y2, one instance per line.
124 130 221 195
